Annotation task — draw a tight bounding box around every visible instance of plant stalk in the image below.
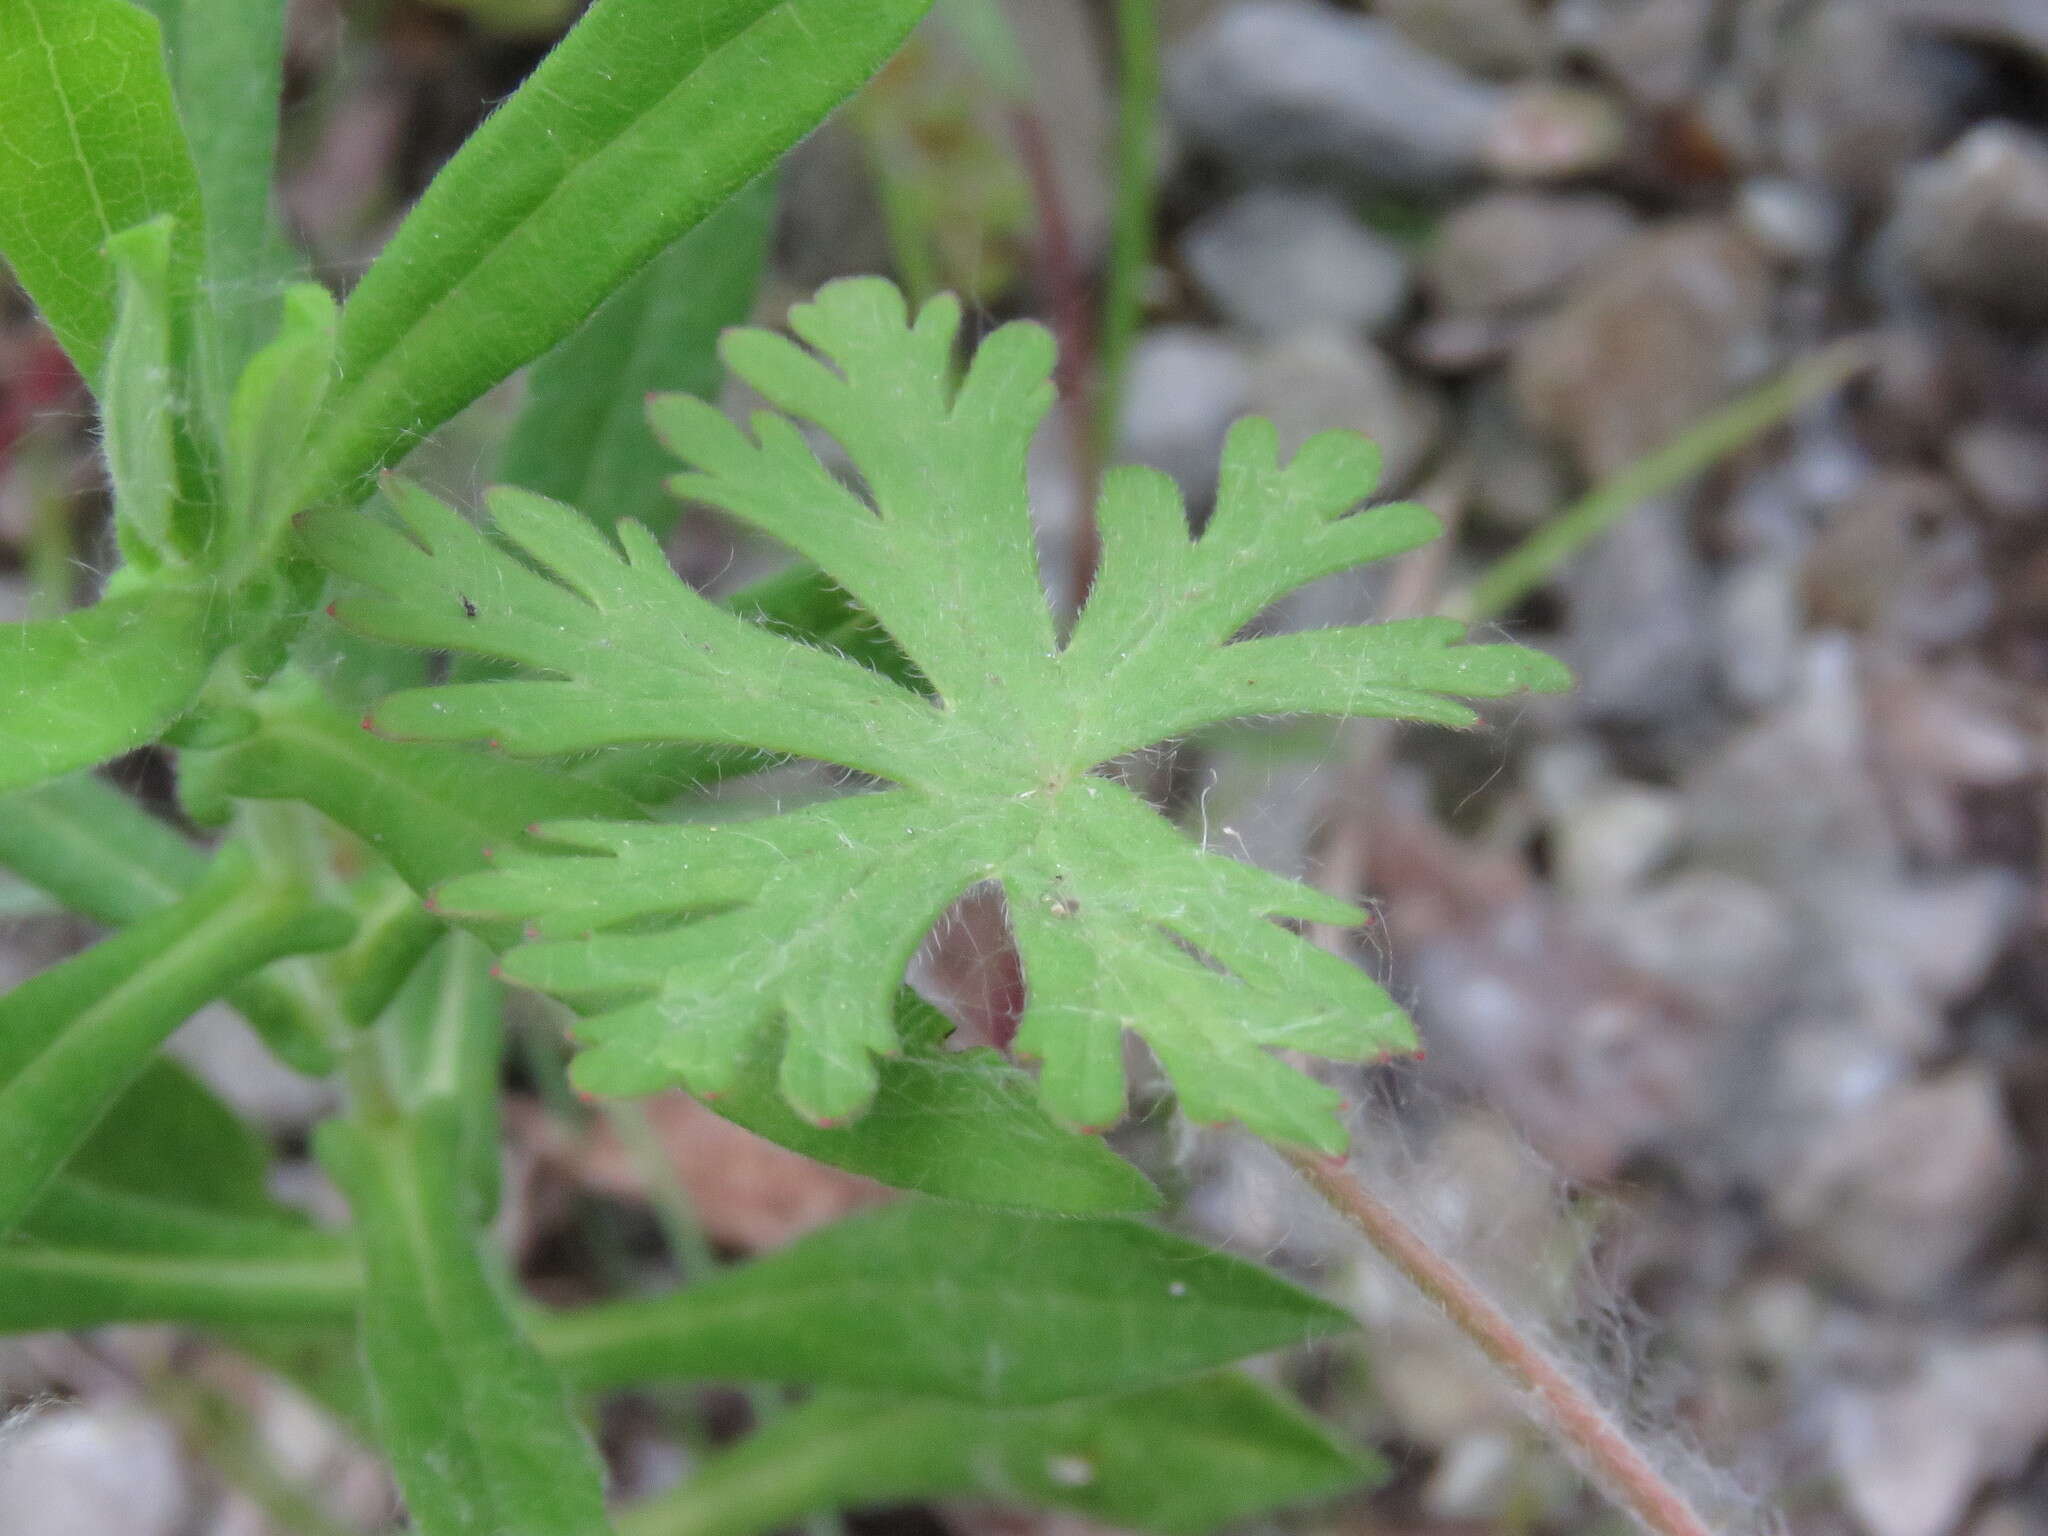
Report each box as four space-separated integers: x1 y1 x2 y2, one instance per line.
1280 1146 1716 1536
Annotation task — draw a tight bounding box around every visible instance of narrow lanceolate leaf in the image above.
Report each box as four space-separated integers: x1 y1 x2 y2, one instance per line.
297 0 932 505
537 1200 1350 1405
319 1105 613 1536
618 1376 1378 1536
381 933 506 1220
309 278 1570 1152
501 178 778 537
132 0 295 404
102 218 184 570
0 0 203 382
0 586 217 796
703 994 1158 1213
0 1183 358 1334
225 284 339 570
0 847 352 1240
0 774 347 1075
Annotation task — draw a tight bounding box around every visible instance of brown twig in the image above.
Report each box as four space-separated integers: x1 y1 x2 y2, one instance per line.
1281 1145 1718 1536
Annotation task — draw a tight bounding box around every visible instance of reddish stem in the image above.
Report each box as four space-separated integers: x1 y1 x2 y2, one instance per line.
1282 1146 1718 1536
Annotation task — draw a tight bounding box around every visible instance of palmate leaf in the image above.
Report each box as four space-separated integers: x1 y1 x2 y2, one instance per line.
305 278 1567 1152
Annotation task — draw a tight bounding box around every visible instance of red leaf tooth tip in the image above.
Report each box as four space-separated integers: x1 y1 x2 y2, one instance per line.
323 602 338 619
813 1115 847 1130
1412 1048 1427 1062
1076 1124 1110 1136
479 845 495 862
1371 1050 1392 1066
488 962 505 981
359 713 378 733
522 923 542 942
486 738 502 751
524 823 544 837
421 893 440 914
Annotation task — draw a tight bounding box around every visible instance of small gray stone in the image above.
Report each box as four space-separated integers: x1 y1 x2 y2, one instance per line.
1830 1331 2048 1536
1948 420 2048 520
1587 870 1799 1030
1182 189 1411 340
1380 0 1548 77
1551 783 1686 900
0 1407 187 1536
1893 123 2048 324
1512 218 1774 478
1774 1067 2022 1304
1424 191 1637 317
1244 333 1443 492
1115 327 1253 504
1168 1 1503 189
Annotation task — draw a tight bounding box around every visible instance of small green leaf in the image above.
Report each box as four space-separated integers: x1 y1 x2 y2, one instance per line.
103 217 184 570
66 1058 274 1217
666 994 1158 1214
538 1199 1351 1405
501 178 778 538
0 0 203 382
226 284 340 569
0 585 216 792
0 1179 356 1334
131 0 295 403
319 1104 613 1536
0 845 352 1240
298 0 933 504
380 933 506 1220
0 774 346 1074
311 279 1570 1153
617 1375 1378 1536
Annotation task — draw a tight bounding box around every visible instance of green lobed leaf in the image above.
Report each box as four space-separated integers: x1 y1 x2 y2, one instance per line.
318 1103 614 1536
0 845 352 1241
500 178 778 538
536 1199 1351 1405
309 278 1570 1152
0 0 203 383
618 1375 1378 1536
0 586 217 796
296 0 932 505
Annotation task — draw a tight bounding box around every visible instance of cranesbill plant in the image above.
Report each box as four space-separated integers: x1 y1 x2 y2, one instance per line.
0 3 1713 1535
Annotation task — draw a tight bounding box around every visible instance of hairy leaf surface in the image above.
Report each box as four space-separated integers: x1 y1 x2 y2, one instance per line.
308 279 1567 1151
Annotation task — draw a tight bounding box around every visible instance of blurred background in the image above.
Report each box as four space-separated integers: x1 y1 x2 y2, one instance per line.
3 1 2047 1533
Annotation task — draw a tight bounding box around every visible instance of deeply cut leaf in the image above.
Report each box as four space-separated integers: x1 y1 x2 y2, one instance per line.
307 278 1568 1152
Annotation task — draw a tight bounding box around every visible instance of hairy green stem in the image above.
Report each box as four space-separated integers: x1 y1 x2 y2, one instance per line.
1282 1147 1716 1536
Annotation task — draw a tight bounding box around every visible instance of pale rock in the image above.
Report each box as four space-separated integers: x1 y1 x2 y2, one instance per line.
1424 191 1637 317
1244 333 1442 492
1182 189 1411 340
1115 327 1252 503
1552 783 1686 900
1512 218 1774 477
1379 0 1548 77
1774 1068 2022 1303
1830 1332 2048 1536
1713 554 1806 708
1803 471 1992 649
1948 420 2048 520
0 1406 186 1536
1586 870 1799 1030
1893 123 2048 324
1168 1 1503 189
